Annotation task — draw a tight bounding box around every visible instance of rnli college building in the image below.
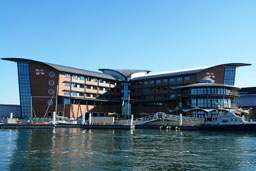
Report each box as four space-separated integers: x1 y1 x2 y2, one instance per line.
2 58 250 119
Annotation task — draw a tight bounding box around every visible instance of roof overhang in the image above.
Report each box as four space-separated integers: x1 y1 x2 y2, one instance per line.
2 57 116 80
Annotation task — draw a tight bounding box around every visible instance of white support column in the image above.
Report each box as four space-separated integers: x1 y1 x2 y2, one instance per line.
53 112 56 125
89 112 92 124
82 113 85 125
179 113 183 126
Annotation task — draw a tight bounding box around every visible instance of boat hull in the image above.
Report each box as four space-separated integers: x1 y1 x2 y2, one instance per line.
200 124 256 131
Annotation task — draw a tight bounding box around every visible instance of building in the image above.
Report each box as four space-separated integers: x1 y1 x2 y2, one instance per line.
2 58 251 118
0 104 21 118
238 87 256 120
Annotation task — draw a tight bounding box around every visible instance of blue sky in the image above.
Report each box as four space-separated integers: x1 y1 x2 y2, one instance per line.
0 0 256 104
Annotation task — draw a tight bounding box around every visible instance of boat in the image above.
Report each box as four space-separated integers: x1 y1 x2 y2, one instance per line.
200 110 256 131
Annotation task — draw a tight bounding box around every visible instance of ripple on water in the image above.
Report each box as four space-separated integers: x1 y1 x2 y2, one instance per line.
0 129 256 170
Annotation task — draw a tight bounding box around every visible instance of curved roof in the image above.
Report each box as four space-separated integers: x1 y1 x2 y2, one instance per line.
177 83 240 89
2 58 116 80
132 63 251 81
99 69 151 81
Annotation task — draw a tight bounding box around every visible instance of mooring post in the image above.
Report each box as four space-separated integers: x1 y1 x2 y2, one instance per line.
82 113 85 125
89 112 92 124
179 113 183 126
10 112 13 119
130 114 134 126
53 112 56 125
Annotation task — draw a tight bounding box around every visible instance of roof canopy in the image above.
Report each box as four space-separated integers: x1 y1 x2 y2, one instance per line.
177 83 240 89
2 58 116 80
132 63 251 81
99 69 151 81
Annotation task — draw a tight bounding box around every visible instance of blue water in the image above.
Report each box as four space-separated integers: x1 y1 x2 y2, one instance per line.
0 128 256 171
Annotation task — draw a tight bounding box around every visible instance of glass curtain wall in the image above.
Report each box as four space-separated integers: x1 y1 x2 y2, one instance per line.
17 62 32 118
121 82 131 118
224 66 236 85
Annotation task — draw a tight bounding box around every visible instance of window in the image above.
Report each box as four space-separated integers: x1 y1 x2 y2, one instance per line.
80 84 84 88
49 80 54 86
163 86 168 90
79 93 84 96
143 81 149 85
65 82 70 87
64 91 69 95
80 76 85 80
93 94 97 97
86 94 91 97
48 89 54 95
99 87 103 91
72 75 78 79
17 62 32 118
48 100 53 105
64 98 70 104
72 83 77 87
224 66 236 85
49 72 55 77
149 80 154 84
156 80 161 84
170 78 175 82
93 78 98 82
93 86 97 90
163 79 168 83
99 79 104 83
71 92 77 96
87 85 91 89
185 76 190 81
177 77 182 82
47 112 52 117
87 77 91 81
65 74 70 78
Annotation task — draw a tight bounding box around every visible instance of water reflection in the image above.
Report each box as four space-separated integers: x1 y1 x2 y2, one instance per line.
1 129 256 170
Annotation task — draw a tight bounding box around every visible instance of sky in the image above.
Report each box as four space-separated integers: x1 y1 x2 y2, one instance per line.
0 0 256 105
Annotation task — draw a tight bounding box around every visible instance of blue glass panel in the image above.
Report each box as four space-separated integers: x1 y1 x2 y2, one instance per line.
224 66 236 85
121 82 131 116
17 62 32 118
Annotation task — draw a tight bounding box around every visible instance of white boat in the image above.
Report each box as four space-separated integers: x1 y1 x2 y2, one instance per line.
200 110 256 131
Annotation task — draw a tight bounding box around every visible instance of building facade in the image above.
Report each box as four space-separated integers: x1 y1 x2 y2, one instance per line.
2 58 250 118
0 104 21 118
238 87 256 120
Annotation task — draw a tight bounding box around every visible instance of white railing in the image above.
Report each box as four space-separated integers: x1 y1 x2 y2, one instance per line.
135 112 201 125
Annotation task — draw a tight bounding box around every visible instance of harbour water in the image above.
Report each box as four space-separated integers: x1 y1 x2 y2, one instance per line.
1 128 256 171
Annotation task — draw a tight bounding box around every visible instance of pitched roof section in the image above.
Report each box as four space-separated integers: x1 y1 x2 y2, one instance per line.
132 66 209 81
2 58 116 80
177 83 240 89
132 63 251 81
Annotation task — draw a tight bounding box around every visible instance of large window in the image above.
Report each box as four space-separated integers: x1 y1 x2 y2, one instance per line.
191 98 232 108
17 62 32 118
224 66 236 85
122 82 131 116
